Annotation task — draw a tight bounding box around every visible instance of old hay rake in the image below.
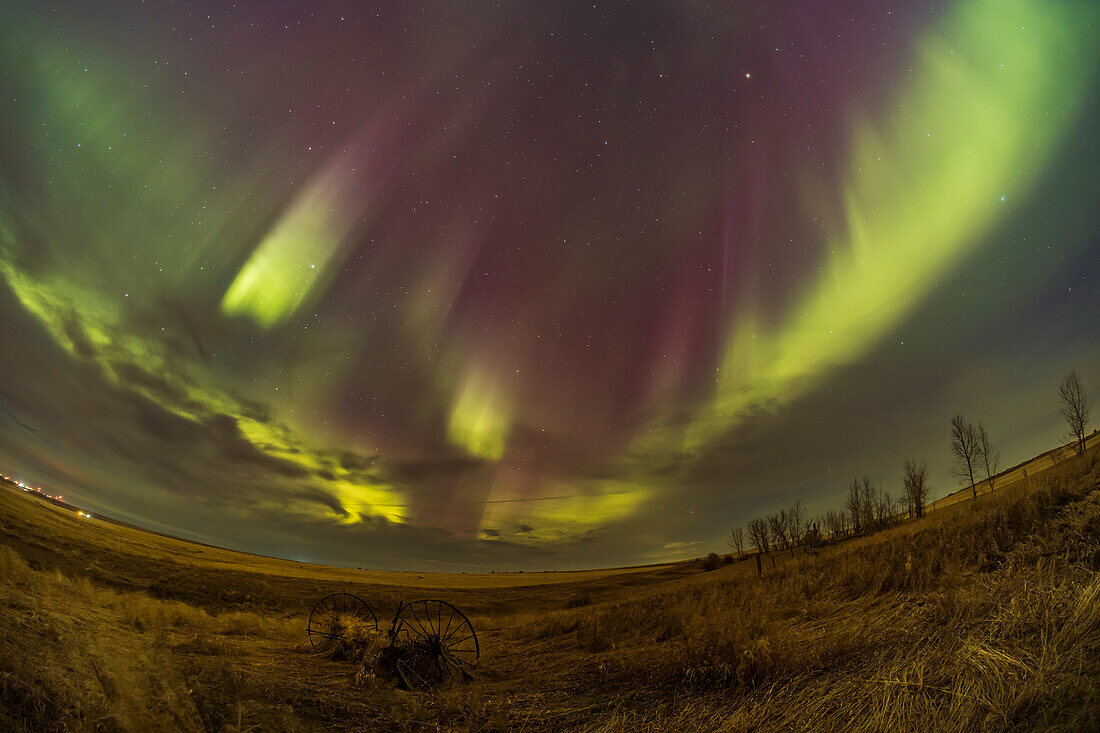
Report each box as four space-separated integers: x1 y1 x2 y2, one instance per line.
307 592 480 689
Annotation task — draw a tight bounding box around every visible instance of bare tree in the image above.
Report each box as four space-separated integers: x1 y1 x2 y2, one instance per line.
950 414 981 499
824 509 846 539
903 459 929 519
874 490 896 529
767 511 792 556
727 526 745 559
977 422 1001 492
788 499 807 547
846 480 863 535
859 477 877 532
1059 370 1091 456
747 517 770 555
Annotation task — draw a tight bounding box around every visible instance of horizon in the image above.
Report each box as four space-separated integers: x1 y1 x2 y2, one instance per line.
3 429 1094 574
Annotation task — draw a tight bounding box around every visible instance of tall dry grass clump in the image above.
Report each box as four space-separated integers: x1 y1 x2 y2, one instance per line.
310 614 387 664
515 454 1100 730
0 542 308 732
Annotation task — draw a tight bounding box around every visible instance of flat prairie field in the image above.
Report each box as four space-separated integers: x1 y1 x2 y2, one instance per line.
1 439 1098 731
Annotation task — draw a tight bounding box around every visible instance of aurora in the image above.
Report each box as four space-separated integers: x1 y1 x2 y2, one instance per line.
0 0 1097 570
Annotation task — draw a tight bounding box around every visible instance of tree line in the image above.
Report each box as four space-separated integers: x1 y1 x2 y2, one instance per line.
724 369 1091 569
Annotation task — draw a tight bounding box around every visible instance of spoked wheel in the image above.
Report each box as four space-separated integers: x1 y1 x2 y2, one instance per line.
393 599 479 688
307 592 377 650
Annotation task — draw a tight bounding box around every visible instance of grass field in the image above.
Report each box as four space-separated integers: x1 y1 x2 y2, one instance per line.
1 440 1098 731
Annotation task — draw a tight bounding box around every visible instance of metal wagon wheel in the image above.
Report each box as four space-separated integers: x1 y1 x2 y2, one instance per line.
307 592 377 650
393 599 480 686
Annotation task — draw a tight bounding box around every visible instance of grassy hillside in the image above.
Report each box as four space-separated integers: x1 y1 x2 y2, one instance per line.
1 444 1098 731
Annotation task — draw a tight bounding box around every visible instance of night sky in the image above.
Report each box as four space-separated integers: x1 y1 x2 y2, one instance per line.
1 0 1097 571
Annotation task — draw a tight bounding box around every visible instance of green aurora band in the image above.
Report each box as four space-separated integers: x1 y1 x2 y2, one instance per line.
0 0 1096 550
675 0 1097 454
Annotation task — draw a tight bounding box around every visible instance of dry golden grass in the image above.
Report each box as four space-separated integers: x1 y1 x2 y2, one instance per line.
1 446 1098 731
